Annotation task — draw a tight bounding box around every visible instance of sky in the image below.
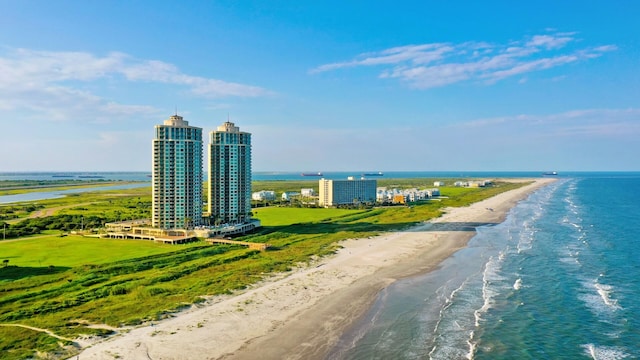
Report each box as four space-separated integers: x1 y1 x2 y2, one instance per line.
1 1 639 172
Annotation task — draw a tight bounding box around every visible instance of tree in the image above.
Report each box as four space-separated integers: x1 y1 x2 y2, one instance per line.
2 259 8 267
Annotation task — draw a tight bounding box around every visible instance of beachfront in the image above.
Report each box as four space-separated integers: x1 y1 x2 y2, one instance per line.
77 178 555 360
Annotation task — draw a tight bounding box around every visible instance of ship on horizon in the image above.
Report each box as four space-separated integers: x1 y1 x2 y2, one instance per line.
362 171 384 176
542 171 558 176
301 172 323 176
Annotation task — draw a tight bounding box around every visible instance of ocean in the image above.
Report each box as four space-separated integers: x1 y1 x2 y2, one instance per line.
328 173 640 359
0 171 591 182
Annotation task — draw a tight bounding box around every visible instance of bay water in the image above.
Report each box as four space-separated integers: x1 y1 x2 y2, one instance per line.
330 174 640 359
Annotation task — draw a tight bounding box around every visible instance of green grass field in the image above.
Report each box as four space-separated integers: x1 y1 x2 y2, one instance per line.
2 207 359 269
253 207 363 226
0 179 529 359
1 236 194 268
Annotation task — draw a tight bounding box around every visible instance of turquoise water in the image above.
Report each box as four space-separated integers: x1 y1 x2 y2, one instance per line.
330 174 640 359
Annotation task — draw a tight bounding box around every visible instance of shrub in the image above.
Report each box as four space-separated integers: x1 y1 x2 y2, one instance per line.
109 285 128 296
146 287 169 296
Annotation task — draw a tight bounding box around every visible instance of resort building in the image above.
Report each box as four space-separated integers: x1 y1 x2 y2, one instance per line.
152 115 203 229
376 187 439 203
318 177 377 207
208 121 252 224
281 191 300 201
251 190 276 201
301 188 316 197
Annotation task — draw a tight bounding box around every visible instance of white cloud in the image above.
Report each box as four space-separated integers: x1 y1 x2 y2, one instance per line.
526 33 575 49
310 43 454 73
0 48 271 122
118 58 268 98
312 32 616 89
455 108 640 138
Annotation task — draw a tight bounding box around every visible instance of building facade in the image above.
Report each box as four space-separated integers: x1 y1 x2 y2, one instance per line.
252 190 276 201
318 177 377 207
152 115 203 229
208 121 252 224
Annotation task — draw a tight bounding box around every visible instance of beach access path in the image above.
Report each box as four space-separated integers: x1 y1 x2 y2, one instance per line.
77 178 555 360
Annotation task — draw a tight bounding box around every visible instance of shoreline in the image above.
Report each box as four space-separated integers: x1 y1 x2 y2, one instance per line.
77 178 555 360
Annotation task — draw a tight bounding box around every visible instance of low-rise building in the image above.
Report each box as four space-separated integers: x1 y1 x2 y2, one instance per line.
252 190 276 201
377 187 440 203
301 188 316 197
393 194 407 204
282 191 300 201
454 180 493 187
319 177 377 207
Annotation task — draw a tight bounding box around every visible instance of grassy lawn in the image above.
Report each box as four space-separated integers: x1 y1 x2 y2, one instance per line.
1 236 195 268
252 207 364 226
0 179 529 359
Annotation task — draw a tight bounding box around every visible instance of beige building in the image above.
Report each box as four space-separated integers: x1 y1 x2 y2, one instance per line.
319 177 377 207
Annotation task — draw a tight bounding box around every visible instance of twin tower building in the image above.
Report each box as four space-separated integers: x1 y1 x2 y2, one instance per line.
152 115 251 230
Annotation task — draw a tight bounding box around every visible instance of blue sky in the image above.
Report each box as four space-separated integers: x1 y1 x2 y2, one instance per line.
1 1 639 172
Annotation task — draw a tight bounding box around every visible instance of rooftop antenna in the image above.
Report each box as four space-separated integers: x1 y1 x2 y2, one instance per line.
175 105 178 116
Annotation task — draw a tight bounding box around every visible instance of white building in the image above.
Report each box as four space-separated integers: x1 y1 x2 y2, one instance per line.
428 188 440 197
252 190 276 201
454 180 492 187
282 191 300 201
152 115 203 229
319 177 377 207
376 187 440 203
434 181 445 187
208 121 252 224
301 188 316 197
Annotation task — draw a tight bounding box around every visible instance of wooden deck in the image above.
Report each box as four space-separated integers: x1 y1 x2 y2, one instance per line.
206 238 270 251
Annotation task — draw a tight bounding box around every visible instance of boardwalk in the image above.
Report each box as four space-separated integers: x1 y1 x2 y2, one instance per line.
206 238 270 251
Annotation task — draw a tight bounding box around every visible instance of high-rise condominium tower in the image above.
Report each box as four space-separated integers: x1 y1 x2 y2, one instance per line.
152 115 203 229
208 121 252 224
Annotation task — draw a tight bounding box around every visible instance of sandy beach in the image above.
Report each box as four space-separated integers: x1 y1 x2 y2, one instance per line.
76 178 554 360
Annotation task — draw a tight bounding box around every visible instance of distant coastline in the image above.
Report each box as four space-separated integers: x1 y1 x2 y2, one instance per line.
2 171 639 183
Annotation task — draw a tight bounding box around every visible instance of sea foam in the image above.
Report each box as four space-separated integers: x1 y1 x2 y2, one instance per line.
513 278 522 290
582 343 629 360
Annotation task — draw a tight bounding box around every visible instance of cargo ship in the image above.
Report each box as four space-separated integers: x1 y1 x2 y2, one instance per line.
542 171 558 176
301 172 323 176
362 172 384 176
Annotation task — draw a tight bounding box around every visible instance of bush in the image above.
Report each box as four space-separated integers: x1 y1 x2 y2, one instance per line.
109 285 128 296
146 287 169 296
